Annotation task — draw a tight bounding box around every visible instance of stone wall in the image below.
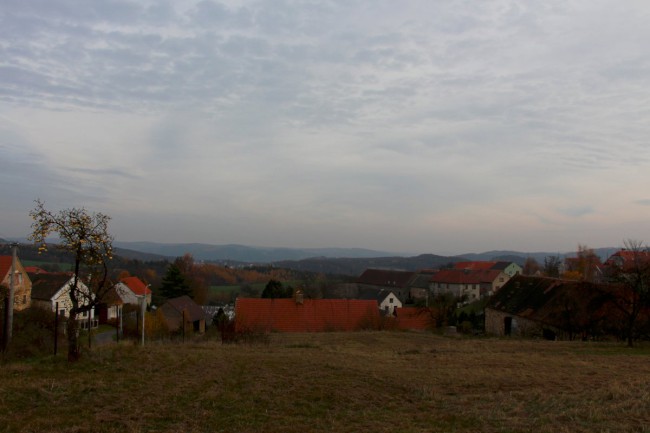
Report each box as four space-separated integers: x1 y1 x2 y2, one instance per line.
485 308 544 337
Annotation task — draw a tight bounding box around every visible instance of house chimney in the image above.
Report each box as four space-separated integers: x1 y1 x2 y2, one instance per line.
294 289 304 305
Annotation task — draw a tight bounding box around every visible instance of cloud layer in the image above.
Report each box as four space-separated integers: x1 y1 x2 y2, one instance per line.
2 0 650 254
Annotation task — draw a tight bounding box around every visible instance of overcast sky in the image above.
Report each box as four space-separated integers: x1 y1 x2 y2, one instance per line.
2 0 650 255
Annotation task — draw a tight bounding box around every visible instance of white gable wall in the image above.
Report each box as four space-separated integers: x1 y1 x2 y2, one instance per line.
379 292 402 315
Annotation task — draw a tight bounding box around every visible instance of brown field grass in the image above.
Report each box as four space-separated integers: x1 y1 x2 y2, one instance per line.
1 332 649 433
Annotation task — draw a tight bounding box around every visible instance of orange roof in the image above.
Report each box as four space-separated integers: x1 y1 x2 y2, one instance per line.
395 307 433 331
605 249 650 269
120 276 151 295
0 256 12 280
24 266 48 275
454 261 497 271
431 268 504 285
235 298 379 333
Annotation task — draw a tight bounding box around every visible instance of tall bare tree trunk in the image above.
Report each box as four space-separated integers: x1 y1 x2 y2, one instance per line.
67 315 80 362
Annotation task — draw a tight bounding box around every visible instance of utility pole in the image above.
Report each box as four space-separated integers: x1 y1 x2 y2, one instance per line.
140 295 145 347
3 243 18 352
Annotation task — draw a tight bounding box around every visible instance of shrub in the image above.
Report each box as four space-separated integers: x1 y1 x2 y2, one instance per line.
0 307 63 360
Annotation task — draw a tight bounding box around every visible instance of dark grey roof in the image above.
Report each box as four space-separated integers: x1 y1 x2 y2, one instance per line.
490 261 515 271
488 275 615 328
162 295 205 322
29 273 71 301
357 288 394 303
409 273 433 289
357 269 416 288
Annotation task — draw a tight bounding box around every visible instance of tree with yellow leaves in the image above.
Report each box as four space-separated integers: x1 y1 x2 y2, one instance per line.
29 199 114 361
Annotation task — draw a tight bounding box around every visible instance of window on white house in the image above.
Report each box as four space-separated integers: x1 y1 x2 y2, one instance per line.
389 298 393 304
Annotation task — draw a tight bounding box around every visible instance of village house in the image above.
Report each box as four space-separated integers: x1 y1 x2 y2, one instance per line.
29 273 98 329
453 260 522 277
485 275 616 340
160 295 206 334
430 268 510 300
356 269 417 304
407 271 435 302
0 255 32 311
95 286 124 325
114 276 152 306
602 248 650 277
358 289 402 316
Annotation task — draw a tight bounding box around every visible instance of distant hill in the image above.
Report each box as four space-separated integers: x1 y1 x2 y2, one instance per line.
1 239 169 263
271 248 624 276
272 254 463 277
8 237 623 272
112 247 169 262
112 241 399 263
458 248 619 265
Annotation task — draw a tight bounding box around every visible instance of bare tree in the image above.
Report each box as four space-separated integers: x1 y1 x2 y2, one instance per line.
522 257 541 276
607 240 650 347
29 200 114 361
543 256 561 278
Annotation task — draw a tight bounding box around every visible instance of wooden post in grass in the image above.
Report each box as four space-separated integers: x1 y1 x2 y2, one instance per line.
54 302 59 355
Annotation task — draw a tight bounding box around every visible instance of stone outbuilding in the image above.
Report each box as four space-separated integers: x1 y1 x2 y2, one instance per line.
0 255 32 311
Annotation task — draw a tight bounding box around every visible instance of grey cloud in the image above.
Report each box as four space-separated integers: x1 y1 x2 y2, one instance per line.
65 167 139 180
558 206 595 218
0 131 105 208
190 1 231 27
3 1 650 253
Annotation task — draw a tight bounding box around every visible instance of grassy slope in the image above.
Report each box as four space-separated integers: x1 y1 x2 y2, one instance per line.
1 333 649 433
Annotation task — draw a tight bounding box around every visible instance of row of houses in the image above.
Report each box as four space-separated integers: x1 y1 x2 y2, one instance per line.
8 248 644 341
234 251 650 338
234 261 524 333
325 260 522 309
0 256 208 334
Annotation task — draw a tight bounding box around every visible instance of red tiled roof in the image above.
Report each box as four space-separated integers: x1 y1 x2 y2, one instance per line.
431 269 503 284
453 261 496 271
0 256 12 281
235 298 379 333
24 266 48 274
120 276 151 295
605 249 650 269
395 307 433 331
357 269 416 288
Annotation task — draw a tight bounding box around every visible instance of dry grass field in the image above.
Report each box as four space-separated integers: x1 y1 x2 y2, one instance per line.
1 332 649 433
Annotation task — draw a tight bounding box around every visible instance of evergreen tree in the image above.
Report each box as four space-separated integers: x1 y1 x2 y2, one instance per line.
261 279 292 299
159 263 191 300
